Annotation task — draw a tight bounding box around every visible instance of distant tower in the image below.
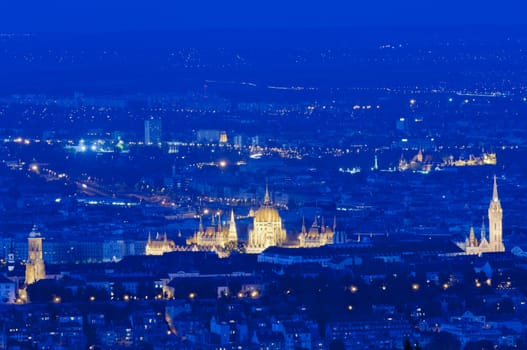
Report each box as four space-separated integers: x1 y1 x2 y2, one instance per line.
144 118 162 145
219 131 228 144
479 217 489 247
228 210 238 242
488 176 505 252
373 154 379 171
25 225 46 285
7 240 15 272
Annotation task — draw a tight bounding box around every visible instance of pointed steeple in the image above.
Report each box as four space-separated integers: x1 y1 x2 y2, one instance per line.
228 209 237 242
199 215 204 232
312 216 318 228
264 182 270 204
333 215 337 232
301 216 307 234
492 175 499 202
488 175 504 252
147 232 152 243
469 226 477 247
211 213 215 226
480 216 487 241
321 216 326 233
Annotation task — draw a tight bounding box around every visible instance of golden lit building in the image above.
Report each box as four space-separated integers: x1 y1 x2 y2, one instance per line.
463 176 505 254
219 131 228 143
145 233 176 256
398 149 432 172
246 185 286 254
449 152 497 167
25 225 46 285
186 210 238 248
144 185 340 256
145 210 239 258
400 150 497 172
297 216 335 248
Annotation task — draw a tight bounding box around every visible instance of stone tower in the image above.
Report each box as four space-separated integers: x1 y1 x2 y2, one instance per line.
25 225 46 285
488 176 505 252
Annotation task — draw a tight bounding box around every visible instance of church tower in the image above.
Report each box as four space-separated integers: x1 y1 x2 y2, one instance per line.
488 176 505 252
25 225 46 285
228 209 238 242
7 240 15 272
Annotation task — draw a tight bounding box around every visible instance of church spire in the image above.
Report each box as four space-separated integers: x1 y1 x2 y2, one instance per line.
264 182 270 204
468 226 477 247
333 215 337 232
488 175 505 252
228 209 237 242
492 175 499 202
301 216 307 234
199 215 204 232
312 216 318 228
480 216 487 242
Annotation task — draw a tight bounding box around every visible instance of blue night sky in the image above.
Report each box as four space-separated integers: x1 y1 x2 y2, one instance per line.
0 0 526 32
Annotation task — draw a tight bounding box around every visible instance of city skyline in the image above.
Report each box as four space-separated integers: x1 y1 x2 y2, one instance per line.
0 18 526 350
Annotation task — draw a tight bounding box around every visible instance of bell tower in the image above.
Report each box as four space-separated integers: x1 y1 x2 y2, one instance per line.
488 176 505 252
25 225 46 285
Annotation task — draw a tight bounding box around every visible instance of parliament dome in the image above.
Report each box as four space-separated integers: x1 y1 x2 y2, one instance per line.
254 205 281 223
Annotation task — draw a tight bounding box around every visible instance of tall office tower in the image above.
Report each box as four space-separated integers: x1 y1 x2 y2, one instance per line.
144 118 162 145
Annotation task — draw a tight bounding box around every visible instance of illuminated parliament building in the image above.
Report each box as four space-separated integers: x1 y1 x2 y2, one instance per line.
146 185 335 257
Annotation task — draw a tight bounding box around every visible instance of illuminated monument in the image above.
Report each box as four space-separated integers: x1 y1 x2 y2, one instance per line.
186 210 238 248
298 216 335 248
145 233 176 256
146 210 239 257
463 176 505 254
246 185 286 254
25 225 46 285
146 185 336 257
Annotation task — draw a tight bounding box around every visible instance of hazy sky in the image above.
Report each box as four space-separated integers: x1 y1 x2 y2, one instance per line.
0 1 526 32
